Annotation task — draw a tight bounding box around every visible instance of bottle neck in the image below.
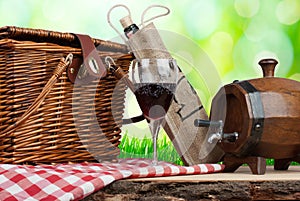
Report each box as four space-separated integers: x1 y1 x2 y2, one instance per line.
124 24 139 38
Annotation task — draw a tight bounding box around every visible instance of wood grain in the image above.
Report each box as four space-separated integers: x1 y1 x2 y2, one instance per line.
210 58 300 174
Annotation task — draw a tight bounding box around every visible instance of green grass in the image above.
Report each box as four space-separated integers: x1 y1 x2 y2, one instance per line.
118 131 299 166
118 131 184 165
265 159 299 166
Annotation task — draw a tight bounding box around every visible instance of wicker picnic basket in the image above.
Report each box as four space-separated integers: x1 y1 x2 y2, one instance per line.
0 26 134 164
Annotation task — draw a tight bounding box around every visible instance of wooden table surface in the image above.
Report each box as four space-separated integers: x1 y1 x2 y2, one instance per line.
83 166 300 201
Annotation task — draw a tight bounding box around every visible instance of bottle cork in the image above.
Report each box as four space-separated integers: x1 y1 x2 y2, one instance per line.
119 15 134 29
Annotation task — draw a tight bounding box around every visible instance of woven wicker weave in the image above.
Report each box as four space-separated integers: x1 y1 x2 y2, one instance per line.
0 26 133 164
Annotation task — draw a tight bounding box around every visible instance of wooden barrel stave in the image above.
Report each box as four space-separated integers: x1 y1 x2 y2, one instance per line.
211 77 300 160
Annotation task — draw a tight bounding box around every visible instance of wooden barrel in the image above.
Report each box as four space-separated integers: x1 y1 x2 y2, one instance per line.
210 59 300 159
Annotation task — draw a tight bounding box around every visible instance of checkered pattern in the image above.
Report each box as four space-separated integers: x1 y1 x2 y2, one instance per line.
0 159 224 201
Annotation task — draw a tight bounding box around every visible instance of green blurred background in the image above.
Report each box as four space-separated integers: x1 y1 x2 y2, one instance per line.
2 0 300 95
1 0 300 139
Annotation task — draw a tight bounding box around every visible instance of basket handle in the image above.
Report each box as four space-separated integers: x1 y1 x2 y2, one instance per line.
0 54 73 138
105 56 145 124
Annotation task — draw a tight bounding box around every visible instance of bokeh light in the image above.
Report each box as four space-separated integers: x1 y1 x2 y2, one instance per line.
0 0 31 25
184 0 220 40
276 0 300 25
233 29 293 80
234 0 260 18
206 31 234 76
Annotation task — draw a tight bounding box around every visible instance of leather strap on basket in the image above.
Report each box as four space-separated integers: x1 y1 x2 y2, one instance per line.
67 34 107 84
0 54 73 138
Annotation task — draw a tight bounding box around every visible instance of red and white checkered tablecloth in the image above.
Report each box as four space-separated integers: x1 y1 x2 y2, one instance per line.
0 159 224 201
